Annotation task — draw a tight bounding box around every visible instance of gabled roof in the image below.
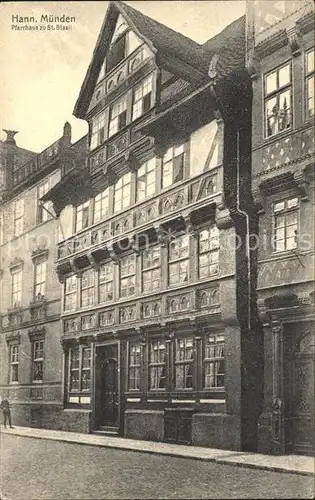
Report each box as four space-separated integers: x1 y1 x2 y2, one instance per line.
74 1 246 119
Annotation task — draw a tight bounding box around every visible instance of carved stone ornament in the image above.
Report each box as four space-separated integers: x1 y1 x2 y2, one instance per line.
87 251 100 270
8 257 24 272
286 26 301 57
28 326 46 340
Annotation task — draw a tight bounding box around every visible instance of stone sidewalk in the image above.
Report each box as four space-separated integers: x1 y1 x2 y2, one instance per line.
1 425 314 477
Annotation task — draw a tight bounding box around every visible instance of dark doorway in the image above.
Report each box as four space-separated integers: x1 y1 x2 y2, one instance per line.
94 343 119 432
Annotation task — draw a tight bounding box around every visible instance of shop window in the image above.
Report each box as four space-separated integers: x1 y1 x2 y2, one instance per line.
264 62 292 137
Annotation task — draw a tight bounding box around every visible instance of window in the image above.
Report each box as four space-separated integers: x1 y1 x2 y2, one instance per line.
37 171 60 223
174 337 194 389
114 172 131 212
81 347 91 391
69 347 80 392
168 234 189 286
203 334 225 389
136 158 156 201
149 341 166 390
142 246 161 293
94 188 109 223
132 75 153 121
13 199 24 237
273 197 299 252
162 144 185 188
75 201 90 232
120 255 135 298
264 63 292 137
34 261 46 298
68 345 92 394
90 111 106 150
32 339 44 382
128 342 141 391
80 269 95 307
108 95 127 137
99 262 114 303
198 225 219 278
64 275 77 311
306 48 314 119
106 34 126 72
11 269 22 307
10 345 19 383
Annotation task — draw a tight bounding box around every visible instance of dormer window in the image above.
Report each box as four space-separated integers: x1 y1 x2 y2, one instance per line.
108 95 127 137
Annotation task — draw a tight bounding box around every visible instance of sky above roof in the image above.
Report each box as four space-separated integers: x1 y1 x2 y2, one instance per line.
0 1 245 152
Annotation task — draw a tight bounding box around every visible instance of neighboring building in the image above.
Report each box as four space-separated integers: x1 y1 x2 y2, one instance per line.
246 0 314 455
43 1 264 452
0 123 87 428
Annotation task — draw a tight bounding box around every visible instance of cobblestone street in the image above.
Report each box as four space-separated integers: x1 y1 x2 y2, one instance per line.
1 434 314 500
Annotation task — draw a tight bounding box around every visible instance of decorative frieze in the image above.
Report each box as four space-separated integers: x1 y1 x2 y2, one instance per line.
64 318 78 334
81 314 96 331
99 310 115 326
141 300 161 319
198 287 220 309
120 305 137 323
167 293 191 314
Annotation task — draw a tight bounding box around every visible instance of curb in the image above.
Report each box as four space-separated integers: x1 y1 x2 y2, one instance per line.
2 429 314 477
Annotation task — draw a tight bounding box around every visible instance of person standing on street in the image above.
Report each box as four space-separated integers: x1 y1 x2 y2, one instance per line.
0 397 13 428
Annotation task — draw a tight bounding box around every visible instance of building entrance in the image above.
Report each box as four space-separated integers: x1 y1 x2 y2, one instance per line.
94 343 119 433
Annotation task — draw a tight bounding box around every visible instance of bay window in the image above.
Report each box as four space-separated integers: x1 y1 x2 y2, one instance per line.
136 158 156 201
168 234 189 286
264 62 292 137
